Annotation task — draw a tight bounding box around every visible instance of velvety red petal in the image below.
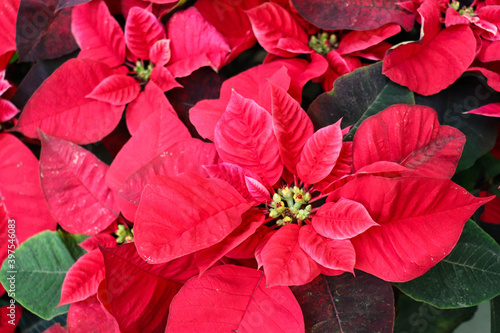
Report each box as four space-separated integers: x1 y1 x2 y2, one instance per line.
195 0 263 63
312 198 379 240
106 96 190 196
0 134 56 243
149 66 181 92
296 119 343 185
15 59 124 144
86 74 140 106
246 2 309 57
383 25 476 95
271 82 314 174
0 0 19 58
125 6 166 59
260 224 320 287
204 163 262 203
40 132 119 234
72 1 125 68
329 176 493 282
194 210 266 274
134 173 251 263
119 138 219 221
0 98 19 122
353 104 465 179
166 265 304 332
100 244 183 333
214 91 283 187
149 39 171 66
299 225 356 272
59 249 105 305
67 295 120 333
337 23 401 55
167 7 230 77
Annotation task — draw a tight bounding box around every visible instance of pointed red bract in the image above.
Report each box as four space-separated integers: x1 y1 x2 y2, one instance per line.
119 138 219 221
166 265 304 333
15 59 124 144
215 91 283 187
72 0 125 67
467 102 500 117
298 225 356 272
353 104 465 179
195 0 262 63
204 163 262 203
40 132 119 234
271 83 314 174
59 249 106 305
260 224 321 287
383 1 476 95
79 233 117 252
246 2 309 57
149 66 181 92
0 134 56 243
125 81 177 135
312 198 379 240
329 176 493 282
296 120 343 185
125 6 166 59
106 99 190 196
245 177 270 203
134 173 251 264
149 39 171 66
337 23 401 55
0 0 19 59
194 210 266 274
0 98 19 122
100 243 183 333
67 296 120 333
167 7 231 77
86 74 140 106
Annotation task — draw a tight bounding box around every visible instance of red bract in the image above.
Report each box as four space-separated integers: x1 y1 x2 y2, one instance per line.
134 173 251 263
328 176 491 282
166 265 305 333
383 0 476 95
67 295 120 333
72 0 125 68
352 104 466 179
0 133 56 243
39 132 119 235
100 243 184 333
166 7 231 77
15 59 124 144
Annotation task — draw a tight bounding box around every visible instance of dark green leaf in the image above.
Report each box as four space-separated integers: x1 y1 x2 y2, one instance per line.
415 73 500 171
396 220 500 308
307 62 414 140
492 295 500 333
0 231 86 320
394 294 477 333
291 271 394 333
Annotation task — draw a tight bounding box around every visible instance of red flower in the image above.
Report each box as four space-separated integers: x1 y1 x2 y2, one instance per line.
134 77 490 286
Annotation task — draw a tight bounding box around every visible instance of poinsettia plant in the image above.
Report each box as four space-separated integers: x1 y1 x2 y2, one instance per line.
2 0 500 332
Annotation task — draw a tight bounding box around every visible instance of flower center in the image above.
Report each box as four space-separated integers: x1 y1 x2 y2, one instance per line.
116 224 134 243
450 0 475 16
269 186 312 226
309 32 339 56
134 61 154 81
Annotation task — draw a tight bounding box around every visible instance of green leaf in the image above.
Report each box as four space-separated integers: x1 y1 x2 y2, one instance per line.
291 271 394 332
307 61 415 140
0 231 86 320
415 73 500 171
396 220 500 309
394 294 477 333
492 295 500 333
